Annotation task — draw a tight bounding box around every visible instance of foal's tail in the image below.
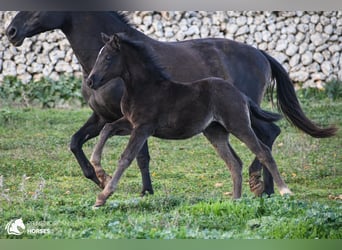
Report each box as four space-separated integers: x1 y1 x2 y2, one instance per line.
260 50 338 138
248 98 282 123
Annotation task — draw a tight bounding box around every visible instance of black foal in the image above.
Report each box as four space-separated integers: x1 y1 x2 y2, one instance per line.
87 33 292 207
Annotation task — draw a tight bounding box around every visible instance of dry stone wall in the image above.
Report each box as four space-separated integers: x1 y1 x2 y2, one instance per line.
1 11 341 88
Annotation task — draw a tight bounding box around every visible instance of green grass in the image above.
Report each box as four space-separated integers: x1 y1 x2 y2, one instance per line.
0 97 341 239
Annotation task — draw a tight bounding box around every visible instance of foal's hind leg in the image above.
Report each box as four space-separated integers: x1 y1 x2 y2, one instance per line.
232 125 291 196
203 124 243 199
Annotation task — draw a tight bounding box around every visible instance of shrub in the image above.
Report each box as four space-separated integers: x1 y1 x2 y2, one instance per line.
325 78 342 101
0 76 85 108
297 78 342 101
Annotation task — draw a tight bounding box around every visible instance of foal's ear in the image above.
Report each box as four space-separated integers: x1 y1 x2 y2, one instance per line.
111 34 121 51
101 33 111 44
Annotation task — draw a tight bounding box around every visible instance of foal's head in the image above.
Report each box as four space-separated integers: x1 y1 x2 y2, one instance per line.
87 33 124 90
87 32 170 90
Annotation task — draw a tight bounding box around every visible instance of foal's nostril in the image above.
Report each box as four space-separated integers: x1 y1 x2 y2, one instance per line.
87 78 93 88
7 26 17 39
87 76 96 89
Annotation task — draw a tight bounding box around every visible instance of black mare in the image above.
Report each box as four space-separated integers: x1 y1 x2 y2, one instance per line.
6 12 337 196
87 33 293 207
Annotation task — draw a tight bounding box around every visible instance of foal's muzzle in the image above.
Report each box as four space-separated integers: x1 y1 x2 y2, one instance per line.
86 75 95 89
86 74 101 90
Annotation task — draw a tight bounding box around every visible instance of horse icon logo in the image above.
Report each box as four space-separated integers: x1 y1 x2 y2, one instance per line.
5 218 26 235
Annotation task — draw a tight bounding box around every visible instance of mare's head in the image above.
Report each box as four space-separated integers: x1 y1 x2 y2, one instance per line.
6 11 68 46
87 33 125 90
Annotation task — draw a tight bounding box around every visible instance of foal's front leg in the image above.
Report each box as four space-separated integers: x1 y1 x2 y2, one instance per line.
94 125 154 207
90 119 154 195
90 118 133 188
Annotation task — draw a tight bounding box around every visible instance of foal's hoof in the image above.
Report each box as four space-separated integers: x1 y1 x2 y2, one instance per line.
249 172 264 197
279 187 293 196
95 170 112 189
93 193 108 207
99 175 112 189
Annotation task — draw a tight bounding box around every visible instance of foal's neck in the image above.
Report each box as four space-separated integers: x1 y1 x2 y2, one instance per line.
121 43 169 93
120 48 169 94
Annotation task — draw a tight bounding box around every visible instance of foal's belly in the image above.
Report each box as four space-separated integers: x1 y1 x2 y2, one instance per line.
153 115 214 140
153 128 203 140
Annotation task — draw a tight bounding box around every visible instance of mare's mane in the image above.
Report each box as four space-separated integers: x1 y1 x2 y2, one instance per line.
109 11 131 26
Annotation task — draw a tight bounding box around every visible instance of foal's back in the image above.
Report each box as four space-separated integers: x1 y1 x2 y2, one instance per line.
149 76 249 139
190 77 250 124
173 76 248 111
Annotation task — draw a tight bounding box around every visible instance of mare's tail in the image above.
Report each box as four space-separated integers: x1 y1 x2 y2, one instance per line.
248 98 282 123
259 50 338 138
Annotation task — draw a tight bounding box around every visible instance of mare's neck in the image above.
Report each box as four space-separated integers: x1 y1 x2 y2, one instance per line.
61 12 145 74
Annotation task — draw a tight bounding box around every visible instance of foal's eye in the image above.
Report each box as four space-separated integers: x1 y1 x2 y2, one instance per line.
105 55 111 61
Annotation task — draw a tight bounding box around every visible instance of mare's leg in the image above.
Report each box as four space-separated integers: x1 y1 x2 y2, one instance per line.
249 120 281 196
231 125 291 196
90 118 133 188
203 124 243 199
136 143 154 196
70 112 106 188
94 125 154 207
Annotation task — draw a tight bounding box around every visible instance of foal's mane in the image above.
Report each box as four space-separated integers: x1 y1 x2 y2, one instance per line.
118 34 171 81
107 12 170 81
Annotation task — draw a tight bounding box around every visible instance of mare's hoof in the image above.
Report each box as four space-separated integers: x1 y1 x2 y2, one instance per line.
251 182 264 197
249 172 264 196
140 188 154 197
